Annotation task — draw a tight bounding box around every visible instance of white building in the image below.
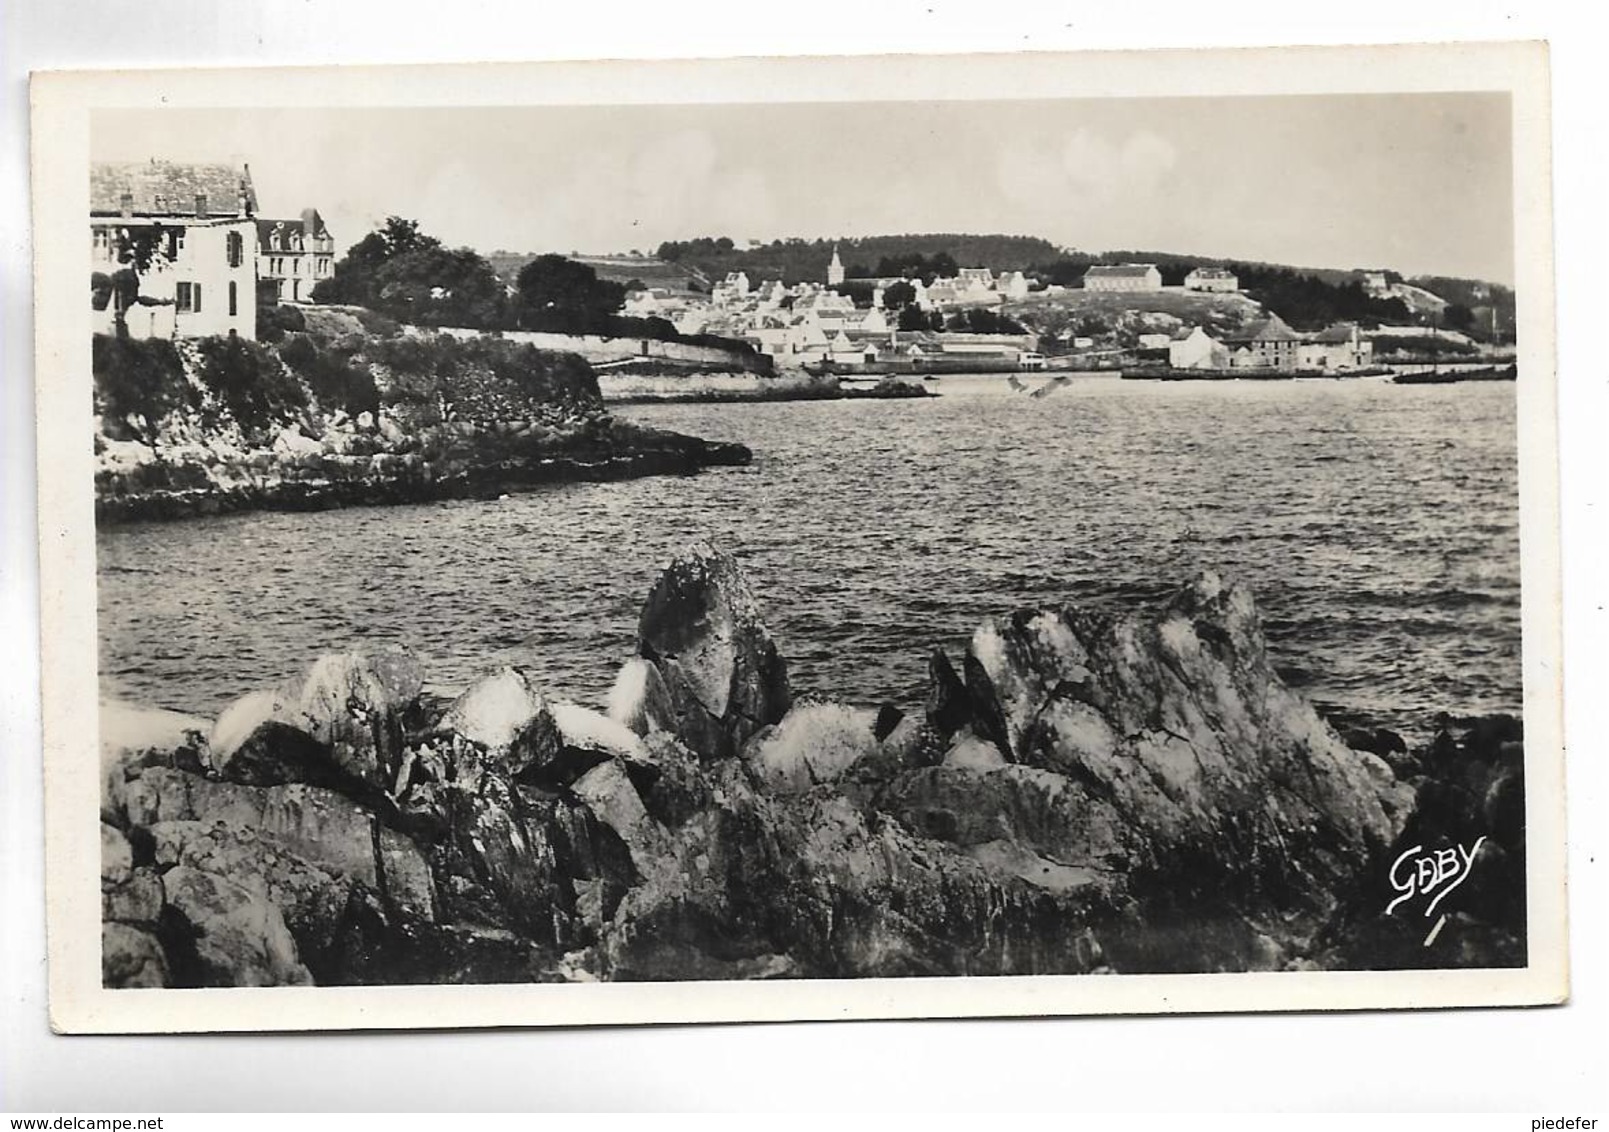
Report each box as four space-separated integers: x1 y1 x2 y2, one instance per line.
1168 326 1230 370
1184 267 1239 293
997 270 1031 300
827 246 845 286
1083 263 1163 292
90 159 260 339
257 210 335 304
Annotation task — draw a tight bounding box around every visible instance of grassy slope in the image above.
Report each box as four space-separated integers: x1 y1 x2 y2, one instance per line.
1002 289 1268 339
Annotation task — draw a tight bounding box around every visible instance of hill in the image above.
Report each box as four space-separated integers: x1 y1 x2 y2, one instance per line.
654 233 1064 285
485 251 708 296
1002 289 1268 347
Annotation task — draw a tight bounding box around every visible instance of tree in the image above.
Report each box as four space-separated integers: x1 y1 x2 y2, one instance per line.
1443 302 1475 331
883 280 916 309
98 222 177 336
514 254 626 333
310 217 509 329
897 304 930 331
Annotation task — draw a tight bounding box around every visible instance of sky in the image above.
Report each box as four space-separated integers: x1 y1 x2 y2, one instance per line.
94 93 1515 284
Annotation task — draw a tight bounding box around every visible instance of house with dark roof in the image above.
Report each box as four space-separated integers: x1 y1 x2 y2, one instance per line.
90 159 260 339
1083 263 1163 292
257 210 336 304
1226 313 1302 369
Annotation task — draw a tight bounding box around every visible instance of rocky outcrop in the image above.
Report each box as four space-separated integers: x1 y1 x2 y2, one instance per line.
638 543 792 759
100 543 1517 988
93 329 751 525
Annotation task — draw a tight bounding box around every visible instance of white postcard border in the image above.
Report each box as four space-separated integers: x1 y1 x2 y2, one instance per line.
32 41 1566 1034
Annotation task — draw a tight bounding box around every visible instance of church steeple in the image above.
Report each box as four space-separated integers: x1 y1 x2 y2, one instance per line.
827 245 845 286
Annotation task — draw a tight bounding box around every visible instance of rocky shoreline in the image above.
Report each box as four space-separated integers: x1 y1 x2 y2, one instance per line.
92 326 754 525
598 368 934 405
95 423 751 524
100 544 1525 987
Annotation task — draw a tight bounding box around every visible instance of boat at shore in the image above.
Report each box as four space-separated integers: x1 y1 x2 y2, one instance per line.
1391 365 1517 384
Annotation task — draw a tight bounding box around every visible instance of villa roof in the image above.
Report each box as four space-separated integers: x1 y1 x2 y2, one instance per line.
1085 263 1159 278
1188 266 1237 278
91 160 257 217
255 213 330 248
1231 315 1301 343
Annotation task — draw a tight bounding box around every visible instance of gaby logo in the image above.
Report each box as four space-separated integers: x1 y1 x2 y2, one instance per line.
1385 837 1487 944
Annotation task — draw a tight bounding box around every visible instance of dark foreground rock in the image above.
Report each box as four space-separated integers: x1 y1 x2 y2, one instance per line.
100 544 1524 987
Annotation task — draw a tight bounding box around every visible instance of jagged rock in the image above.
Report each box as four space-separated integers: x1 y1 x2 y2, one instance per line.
568 758 664 873
162 865 314 987
318 889 554 986
283 650 425 794
436 666 561 776
872 704 904 742
924 648 972 741
102 922 169 988
598 777 1118 980
100 701 211 824
438 775 571 943
882 764 1132 871
637 733 724 827
207 690 331 787
638 542 791 759
101 822 133 889
959 574 1414 909
607 657 677 737
742 701 882 794
941 728 1007 770
544 701 660 791
128 769 435 921
102 867 165 926
150 820 352 969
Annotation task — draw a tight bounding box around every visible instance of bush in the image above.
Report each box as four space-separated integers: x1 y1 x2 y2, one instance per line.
485 342 599 403
354 308 402 338
1371 335 1479 358
278 333 380 418
193 335 307 437
91 334 193 442
256 303 307 343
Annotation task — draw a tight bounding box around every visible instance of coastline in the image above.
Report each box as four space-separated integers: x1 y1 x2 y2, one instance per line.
97 544 1525 988
597 368 935 404
95 423 751 524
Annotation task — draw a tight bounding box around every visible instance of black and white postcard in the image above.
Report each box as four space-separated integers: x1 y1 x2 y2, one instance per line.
31 41 1566 1032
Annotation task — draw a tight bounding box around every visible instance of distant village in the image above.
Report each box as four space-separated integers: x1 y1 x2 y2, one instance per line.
91 158 1492 378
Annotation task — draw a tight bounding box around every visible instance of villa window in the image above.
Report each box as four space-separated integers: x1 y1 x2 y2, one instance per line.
175 282 201 312
226 231 243 268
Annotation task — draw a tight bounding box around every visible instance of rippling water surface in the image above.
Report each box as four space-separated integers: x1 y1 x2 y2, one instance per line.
98 376 1521 732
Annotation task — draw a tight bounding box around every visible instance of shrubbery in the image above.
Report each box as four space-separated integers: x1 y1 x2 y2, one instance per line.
278 333 381 417
1370 335 1479 358
193 335 307 437
256 303 307 343
91 334 193 442
366 334 600 412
